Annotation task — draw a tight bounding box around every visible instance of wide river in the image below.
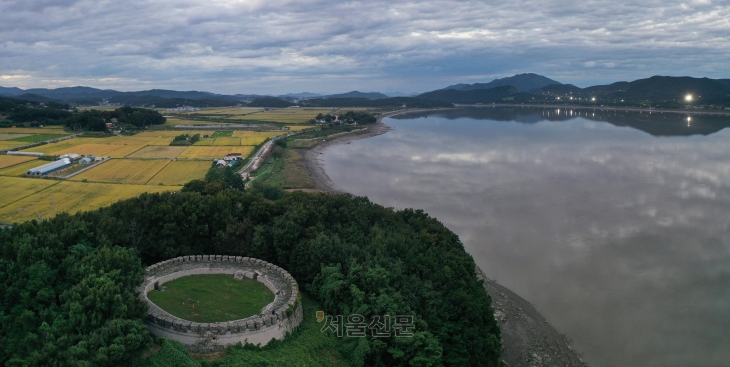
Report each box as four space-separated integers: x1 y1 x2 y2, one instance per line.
323 107 730 367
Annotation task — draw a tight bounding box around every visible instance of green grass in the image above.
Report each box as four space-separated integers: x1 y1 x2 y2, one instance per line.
147 274 274 323
9 134 67 143
255 149 315 189
212 131 233 137
134 293 348 367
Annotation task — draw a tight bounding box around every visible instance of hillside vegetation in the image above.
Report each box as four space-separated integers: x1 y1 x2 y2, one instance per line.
0 188 500 367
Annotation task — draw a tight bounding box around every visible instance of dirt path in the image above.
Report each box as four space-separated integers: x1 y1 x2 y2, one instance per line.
296 108 590 366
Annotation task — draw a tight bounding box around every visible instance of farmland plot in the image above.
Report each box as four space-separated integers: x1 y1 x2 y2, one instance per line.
0 141 26 150
105 145 146 158
0 177 58 208
128 146 187 159
0 161 46 176
0 127 67 135
70 159 170 184
211 137 241 146
19 138 97 154
193 137 216 145
0 181 180 223
0 133 32 140
51 144 126 157
0 155 36 169
178 146 253 160
147 160 211 185
231 131 282 138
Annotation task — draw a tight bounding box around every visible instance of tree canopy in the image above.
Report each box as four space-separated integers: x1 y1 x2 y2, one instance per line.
1 188 499 366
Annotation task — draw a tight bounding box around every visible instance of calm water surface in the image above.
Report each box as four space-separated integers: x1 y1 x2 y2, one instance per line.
324 107 730 367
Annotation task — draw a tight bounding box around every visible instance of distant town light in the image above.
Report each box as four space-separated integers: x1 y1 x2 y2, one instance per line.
685 94 693 102
591 97 596 101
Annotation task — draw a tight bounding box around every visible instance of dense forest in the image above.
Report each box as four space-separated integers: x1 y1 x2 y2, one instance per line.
0 96 72 127
0 97 166 131
65 106 166 131
0 179 500 366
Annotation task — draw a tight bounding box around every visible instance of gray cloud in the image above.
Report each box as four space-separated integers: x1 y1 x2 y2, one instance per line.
0 0 728 94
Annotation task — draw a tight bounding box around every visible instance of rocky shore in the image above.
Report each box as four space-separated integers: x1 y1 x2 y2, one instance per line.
296 108 589 367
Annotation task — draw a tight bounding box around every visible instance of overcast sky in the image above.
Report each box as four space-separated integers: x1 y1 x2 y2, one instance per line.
1 0 729 95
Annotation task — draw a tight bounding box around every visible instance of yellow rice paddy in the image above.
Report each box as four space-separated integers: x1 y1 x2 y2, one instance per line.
0 177 59 208
127 146 188 159
0 181 180 223
178 146 253 160
147 160 212 185
0 161 46 177
0 155 37 170
70 159 171 185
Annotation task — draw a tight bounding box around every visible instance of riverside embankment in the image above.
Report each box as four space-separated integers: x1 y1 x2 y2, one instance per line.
297 108 589 367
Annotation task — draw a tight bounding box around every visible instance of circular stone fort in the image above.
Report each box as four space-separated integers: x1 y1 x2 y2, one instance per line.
140 255 303 353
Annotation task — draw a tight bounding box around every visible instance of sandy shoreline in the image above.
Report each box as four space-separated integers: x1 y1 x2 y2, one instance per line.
295 108 589 366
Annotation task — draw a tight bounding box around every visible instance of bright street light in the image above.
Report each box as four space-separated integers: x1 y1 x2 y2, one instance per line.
685 94 693 102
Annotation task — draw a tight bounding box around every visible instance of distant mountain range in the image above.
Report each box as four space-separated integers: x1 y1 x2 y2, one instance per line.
2 73 729 108
419 74 730 108
318 91 389 100
443 73 561 93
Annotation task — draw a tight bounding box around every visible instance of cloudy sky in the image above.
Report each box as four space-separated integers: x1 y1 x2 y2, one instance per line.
1 0 729 94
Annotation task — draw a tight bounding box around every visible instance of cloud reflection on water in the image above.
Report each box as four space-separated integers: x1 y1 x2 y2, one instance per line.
325 109 730 366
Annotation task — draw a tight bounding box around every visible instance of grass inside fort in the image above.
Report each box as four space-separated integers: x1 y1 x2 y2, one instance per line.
147 274 275 323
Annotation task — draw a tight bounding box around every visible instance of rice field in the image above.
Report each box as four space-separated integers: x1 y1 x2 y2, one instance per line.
168 107 262 116
0 133 32 140
212 131 233 137
0 177 59 208
52 144 127 157
0 141 26 150
0 155 37 170
211 137 240 146
9 134 68 143
92 136 159 145
0 160 46 176
103 145 145 158
178 146 253 160
285 125 316 131
231 131 282 138
147 160 212 185
19 138 98 154
0 127 67 135
136 131 215 137
0 180 180 223
231 108 332 123
193 137 216 145
128 146 188 159
70 159 171 185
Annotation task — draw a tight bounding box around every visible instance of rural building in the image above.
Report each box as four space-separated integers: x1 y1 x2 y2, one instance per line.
59 153 81 161
216 159 227 167
224 153 242 161
165 106 200 112
79 156 94 164
26 158 72 176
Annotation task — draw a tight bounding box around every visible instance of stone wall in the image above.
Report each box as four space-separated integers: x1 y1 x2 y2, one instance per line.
140 255 303 353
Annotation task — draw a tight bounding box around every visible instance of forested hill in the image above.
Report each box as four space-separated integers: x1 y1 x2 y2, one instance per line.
0 96 72 127
0 96 166 130
425 75 730 108
0 189 501 367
